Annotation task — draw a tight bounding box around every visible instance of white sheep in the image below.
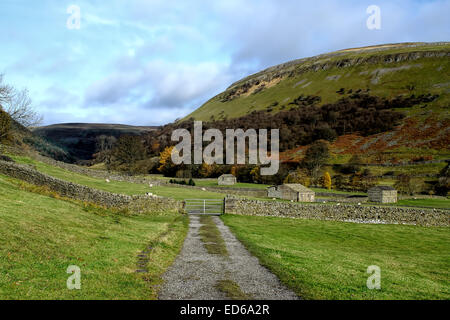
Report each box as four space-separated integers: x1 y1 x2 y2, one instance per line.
105 179 110 183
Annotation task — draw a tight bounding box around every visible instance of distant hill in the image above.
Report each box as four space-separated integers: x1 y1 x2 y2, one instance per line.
33 123 158 161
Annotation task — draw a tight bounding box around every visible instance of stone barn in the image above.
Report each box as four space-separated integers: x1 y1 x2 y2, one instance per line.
267 184 315 202
368 186 397 203
218 174 237 186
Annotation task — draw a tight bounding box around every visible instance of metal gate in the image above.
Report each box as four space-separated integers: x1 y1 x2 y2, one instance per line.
184 199 224 215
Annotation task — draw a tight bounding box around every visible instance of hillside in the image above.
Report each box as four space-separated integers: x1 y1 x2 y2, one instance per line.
180 42 449 163
1 116 72 162
187 42 449 121
33 123 158 161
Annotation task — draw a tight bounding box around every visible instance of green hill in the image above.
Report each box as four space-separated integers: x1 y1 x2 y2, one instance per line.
186 42 449 122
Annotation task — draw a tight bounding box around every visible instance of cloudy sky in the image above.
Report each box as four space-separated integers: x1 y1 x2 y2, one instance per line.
0 0 448 126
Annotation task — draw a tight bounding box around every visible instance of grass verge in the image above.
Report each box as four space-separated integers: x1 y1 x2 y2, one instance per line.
215 279 252 300
221 214 450 300
0 174 188 299
199 215 228 256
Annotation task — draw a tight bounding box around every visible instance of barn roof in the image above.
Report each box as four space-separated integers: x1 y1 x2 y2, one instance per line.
219 174 236 178
369 185 396 191
283 184 314 193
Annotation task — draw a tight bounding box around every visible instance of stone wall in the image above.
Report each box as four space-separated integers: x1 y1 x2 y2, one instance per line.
166 183 267 198
33 154 164 186
0 160 181 214
224 197 449 227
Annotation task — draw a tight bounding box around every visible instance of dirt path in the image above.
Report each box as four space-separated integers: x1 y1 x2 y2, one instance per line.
158 215 298 300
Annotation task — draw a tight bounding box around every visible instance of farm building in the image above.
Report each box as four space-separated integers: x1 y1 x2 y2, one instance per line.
218 174 237 186
267 184 315 202
368 186 397 203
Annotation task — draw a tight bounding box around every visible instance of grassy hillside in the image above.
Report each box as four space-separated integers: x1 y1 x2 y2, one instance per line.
9 154 226 200
0 174 188 299
187 43 449 122
180 42 450 178
222 214 450 300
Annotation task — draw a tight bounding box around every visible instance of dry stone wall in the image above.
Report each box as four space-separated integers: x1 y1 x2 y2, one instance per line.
33 154 164 185
224 197 449 227
0 160 181 214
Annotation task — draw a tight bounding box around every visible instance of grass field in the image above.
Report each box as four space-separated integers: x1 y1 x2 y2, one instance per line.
395 198 450 209
8 154 449 208
222 214 450 300
0 174 188 299
9 155 225 200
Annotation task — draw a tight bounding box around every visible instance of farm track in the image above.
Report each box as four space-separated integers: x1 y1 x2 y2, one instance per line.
158 215 298 300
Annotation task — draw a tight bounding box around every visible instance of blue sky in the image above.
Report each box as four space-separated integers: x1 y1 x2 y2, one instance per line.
1 0 448 125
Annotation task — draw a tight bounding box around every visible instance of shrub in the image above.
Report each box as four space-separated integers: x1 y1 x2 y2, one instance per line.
323 172 331 190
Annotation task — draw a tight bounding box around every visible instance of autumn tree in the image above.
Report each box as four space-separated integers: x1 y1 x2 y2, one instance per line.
199 162 216 178
284 168 311 186
158 146 178 176
250 166 261 184
302 140 329 181
323 171 332 190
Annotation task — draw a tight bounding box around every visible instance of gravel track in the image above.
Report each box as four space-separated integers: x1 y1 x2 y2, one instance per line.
158 215 298 300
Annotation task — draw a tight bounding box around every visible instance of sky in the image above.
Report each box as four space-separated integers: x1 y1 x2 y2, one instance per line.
0 0 448 126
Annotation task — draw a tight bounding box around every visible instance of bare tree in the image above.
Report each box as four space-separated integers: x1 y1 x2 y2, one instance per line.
96 135 117 153
0 74 13 109
5 88 43 128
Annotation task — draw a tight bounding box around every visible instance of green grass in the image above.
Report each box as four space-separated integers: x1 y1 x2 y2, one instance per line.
9 154 449 208
0 174 188 299
215 279 252 300
221 214 450 300
9 155 225 200
199 215 228 256
395 198 450 210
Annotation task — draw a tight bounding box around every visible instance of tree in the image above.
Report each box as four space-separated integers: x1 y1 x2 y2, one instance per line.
0 74 13 108
284 168 311 186
323 171 332 190
109 135 146 174
394 174 415 195
199 163 216 178
158 146 178 176
434 162 449 196
4 88 42 127
0 108 12 144
302 140 329 180
250 166 261 183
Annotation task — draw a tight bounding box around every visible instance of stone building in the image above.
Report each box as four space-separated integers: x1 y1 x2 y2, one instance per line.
267 184 315 202
218 174 237 186
368 186 397 203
